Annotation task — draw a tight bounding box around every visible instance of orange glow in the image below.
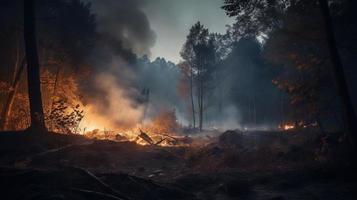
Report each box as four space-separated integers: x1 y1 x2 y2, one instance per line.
279 122 295 131
78 106 185 147
283 124 295 130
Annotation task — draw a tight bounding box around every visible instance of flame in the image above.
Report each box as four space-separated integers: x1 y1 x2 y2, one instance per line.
283 124 295 130
279 122 295 131
78 106 185 147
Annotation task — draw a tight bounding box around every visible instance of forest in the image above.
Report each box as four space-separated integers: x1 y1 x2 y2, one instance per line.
0 0 357 199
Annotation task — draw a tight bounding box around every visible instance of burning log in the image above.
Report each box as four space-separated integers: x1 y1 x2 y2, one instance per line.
115 133 128 141
155 138 167 145
136 129 155 145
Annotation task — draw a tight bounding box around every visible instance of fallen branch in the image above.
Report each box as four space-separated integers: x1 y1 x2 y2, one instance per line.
155 138 167 145
67 187 125 200
65 166 130 200
136 129 154 145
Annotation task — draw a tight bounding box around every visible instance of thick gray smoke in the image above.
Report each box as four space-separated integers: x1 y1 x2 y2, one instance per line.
86 0 156 56
79 1 282 132
79 0 183 131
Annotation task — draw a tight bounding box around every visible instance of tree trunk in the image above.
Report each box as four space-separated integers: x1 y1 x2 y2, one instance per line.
197 64 203 131
24 0 46 132
190 66 196 128
318 0 357 146
197 83 201 131
48 66 61 131
0 58 26 130
199 79 203 131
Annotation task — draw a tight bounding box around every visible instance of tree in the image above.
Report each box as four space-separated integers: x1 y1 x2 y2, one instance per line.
222 0 357 139
0 0 24 130
263 1 339 130
0 58 25 130
177 61 195 127
180 22 218 131
318 0 357 145
0 0 95 131
24 0 46 131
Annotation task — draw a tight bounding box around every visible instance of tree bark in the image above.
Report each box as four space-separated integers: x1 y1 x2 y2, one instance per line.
318 0 357 146
199 78 203 131
190 66 196 128
0 58 26 130
23 0 46 132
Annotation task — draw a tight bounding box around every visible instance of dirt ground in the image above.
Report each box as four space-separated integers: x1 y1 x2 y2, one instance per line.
0 129 356 200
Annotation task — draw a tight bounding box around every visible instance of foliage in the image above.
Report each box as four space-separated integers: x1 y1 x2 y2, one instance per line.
6 93 30 130
0 0 95 131
263 1 342 127
0 81 11 94
180 22 221 130
37 0 96 70
222 0 353 129
46 98 84 134
222 0 290 37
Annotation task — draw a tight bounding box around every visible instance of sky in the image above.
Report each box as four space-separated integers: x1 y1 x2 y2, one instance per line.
141 0 234 63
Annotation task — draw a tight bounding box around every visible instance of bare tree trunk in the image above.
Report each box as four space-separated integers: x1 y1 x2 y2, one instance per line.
197 82 201 131
0 58 26 130
248 96 251 124
13 30 21 82
190 66 196 128
253 94 257 124
199 79 203 131
0 30 22 130
197 64 203 131
24 0 46 132
318 0 357 146
48 66 61 131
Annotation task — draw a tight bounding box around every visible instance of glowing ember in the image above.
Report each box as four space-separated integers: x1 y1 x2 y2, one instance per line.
279 123 295 131
283 124 295 130
77 108 187 147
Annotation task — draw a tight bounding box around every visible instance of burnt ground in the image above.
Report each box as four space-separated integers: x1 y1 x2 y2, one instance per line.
0 129 356 200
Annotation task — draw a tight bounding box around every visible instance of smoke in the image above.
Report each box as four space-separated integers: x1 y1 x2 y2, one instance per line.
78 1 186 131
86 0 156 56
215 105 242 130
77 1 281 132
80 73 144 131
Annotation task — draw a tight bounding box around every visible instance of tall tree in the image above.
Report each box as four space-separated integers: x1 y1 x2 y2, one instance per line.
24 0 46 131
318 0 357 145
0 0 95 131
181 22 217 131
263 1 339 130
177 61 196 128
0 58 25 130
222 0 357 139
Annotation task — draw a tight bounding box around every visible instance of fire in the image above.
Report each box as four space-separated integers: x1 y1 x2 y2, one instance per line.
283 124 295 130
279 122 295 131
78 107 187 147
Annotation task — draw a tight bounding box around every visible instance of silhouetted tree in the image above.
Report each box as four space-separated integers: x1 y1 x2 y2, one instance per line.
222 0 357 138
318 0 357 145
181 22 218 131
0 0 95 131
23 0 46 131
263 1 339 130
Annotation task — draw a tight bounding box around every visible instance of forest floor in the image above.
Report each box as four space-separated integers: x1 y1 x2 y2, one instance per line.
0 129 356 200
